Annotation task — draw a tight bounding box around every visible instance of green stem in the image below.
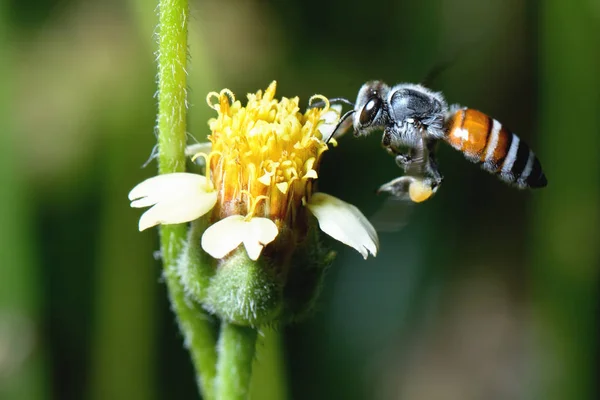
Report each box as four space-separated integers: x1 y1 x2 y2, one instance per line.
250 327 288 400
216 323 258 400
163 256 218 399
156 0 218 398
157 0 188 175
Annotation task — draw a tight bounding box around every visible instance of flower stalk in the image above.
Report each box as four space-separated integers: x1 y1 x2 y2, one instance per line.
157 0 188 175
156 0 217 398
216 323 258 400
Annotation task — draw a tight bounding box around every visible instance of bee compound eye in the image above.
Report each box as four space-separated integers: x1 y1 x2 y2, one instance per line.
359 96 382 126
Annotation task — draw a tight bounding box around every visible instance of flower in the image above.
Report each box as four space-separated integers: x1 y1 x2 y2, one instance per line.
129 81 378 261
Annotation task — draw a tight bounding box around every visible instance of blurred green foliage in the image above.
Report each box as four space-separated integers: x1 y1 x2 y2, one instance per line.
0 0 598 399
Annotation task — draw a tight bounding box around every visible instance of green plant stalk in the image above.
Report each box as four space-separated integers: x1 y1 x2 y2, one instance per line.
157 0 188 175
156 0 217 398
249 327 288 400
162 254 218 399
216 323 258 400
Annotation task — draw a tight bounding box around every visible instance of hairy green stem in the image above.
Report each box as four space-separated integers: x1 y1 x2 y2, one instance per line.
156 0 217 398
250 327 288 400
216 323 258 400
163 254 218 399
157 0 188 174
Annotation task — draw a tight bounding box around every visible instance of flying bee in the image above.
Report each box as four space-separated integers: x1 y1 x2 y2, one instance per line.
339 80 547 196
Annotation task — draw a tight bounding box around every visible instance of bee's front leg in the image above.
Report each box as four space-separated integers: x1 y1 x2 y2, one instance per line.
394 153 413 169
381 132 414 169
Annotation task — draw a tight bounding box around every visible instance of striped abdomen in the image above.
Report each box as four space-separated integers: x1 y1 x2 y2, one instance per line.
444 108 547 189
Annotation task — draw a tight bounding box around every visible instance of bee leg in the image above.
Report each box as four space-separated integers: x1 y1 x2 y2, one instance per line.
394 153 413 168
382 130 393 147
413 119 424 132
377 176 414 199
429 174 443 192
422 158 443 189
423 139 444 187
381 132 414 168
378 175 437 203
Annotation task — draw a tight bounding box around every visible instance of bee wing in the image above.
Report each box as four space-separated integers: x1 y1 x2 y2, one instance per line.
369 176 416 233
369 194 415 233
369 175 438 232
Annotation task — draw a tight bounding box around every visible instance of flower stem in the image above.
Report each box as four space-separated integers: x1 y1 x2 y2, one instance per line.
216 323 258 400
156 0 218 398
162 256 218 399
157 0 188 175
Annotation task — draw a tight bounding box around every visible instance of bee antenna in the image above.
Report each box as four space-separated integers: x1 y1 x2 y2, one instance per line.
326 109 355 143
310 97 355 109
328 97 355 107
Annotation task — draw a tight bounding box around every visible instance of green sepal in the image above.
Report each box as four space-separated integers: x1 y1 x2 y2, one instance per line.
281 222 336 323
177 217 215 303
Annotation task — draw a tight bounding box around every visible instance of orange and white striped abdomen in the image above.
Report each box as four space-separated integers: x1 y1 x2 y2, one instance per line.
445 108 547 189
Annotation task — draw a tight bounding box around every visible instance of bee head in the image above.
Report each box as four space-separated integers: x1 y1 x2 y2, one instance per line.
354 81 389 136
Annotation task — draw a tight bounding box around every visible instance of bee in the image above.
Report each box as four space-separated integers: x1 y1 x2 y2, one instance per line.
341 80 547 198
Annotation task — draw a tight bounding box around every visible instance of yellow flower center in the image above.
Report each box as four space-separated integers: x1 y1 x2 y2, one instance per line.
200 81 336 228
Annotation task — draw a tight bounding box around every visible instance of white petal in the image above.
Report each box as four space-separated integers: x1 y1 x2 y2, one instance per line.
138 192 217 231
129 173 217 231
306 192 379 259
201 216 279 260
318 123 337 141
201 215 248 259
322 107 341 123
243 241 264 261
130 196 158 208
330 104 343 113
243 218 279 260
129 173 209 202
317 106 342 141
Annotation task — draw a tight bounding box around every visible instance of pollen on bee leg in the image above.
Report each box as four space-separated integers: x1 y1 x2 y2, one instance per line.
377 175 434 203
408 180 434 203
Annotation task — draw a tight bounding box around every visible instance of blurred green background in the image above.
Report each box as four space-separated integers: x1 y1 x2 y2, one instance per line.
1 0 598 399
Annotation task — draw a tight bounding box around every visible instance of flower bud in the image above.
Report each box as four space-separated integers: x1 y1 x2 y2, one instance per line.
203 247 282 327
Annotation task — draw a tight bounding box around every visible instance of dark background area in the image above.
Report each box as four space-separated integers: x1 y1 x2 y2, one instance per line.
1 0 598 399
